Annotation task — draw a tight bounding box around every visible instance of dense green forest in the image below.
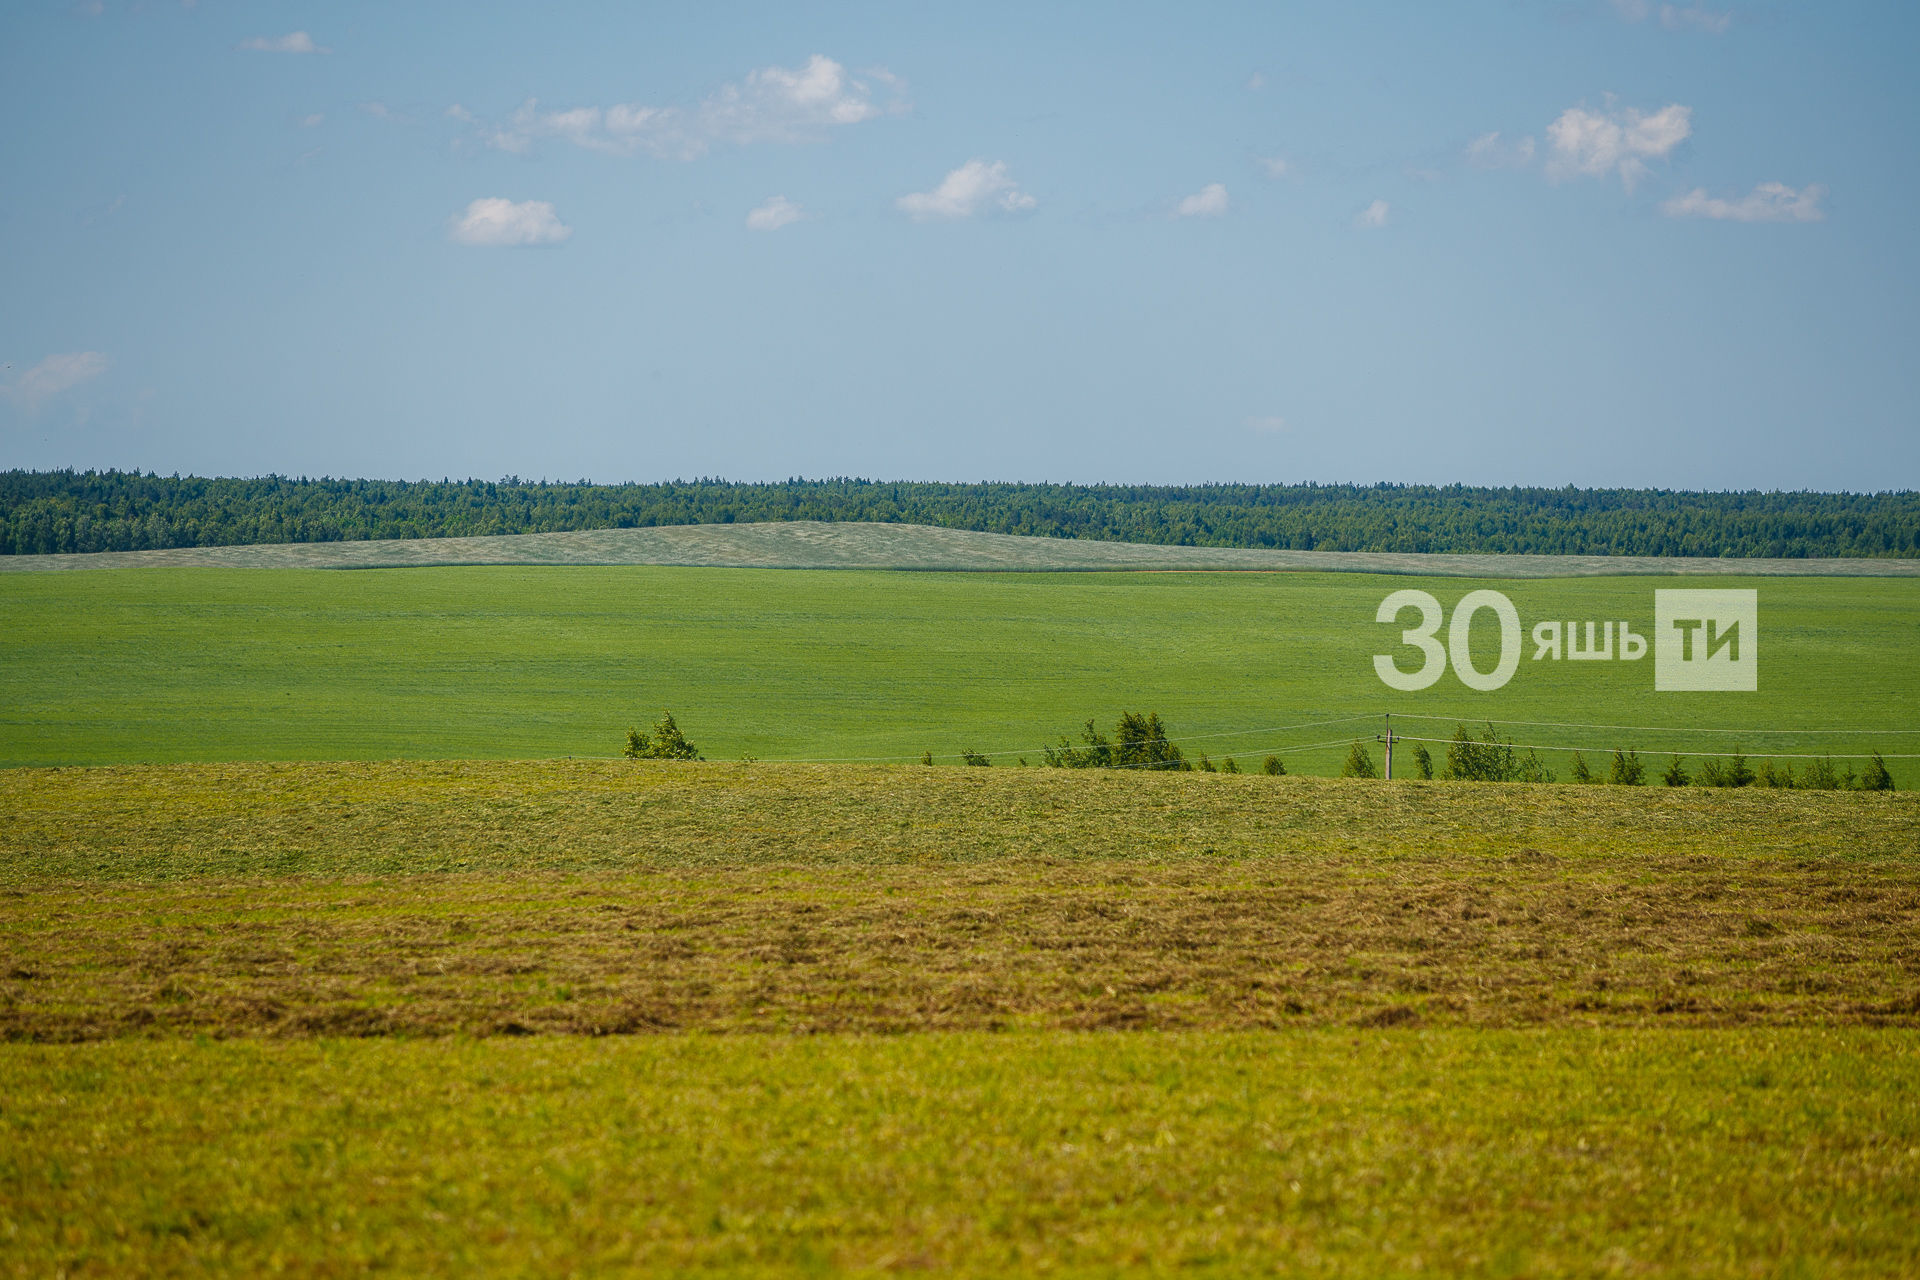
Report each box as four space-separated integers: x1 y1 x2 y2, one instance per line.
4 470 1918 558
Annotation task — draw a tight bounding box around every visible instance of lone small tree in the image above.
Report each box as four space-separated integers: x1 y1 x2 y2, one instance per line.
1608 748 1646 787
623 712 702 761
1262 755 1286 776
1861 752 1895 792
1341 741 1377 779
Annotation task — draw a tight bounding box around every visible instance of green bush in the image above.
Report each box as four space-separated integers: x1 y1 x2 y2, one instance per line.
1341 742 1377 779
623 712 702 761
1440 724 1553 784
960 749 991 767
1410 744 1433 780
1861 752 1895 792
1262 755 1286 776
1663 756 1690 787
1609 749 1646 787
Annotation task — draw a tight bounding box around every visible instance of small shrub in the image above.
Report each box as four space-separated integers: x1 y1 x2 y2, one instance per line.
1663 756 1690 787
1696 754 1754 788
1861 752 1895 792
1044 720 1113 769
1609 749 1645 787
1196 753 1217 773
1341 742 1377 780
960 749 991 767
1262 755 1286 776
920 751 934 766
1220 756 1240 774
1410 744 1433 780
624 712 701 761
1569 753 1594 784
1801 756 1841 790
1755 760 1795 789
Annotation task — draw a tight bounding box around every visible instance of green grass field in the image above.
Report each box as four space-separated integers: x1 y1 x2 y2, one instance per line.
7 1031 1916 1277
2 564 1916 781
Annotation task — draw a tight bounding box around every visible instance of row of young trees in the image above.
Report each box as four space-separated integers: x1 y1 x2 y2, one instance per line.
1338 723 1895 790
938 711 1289 775
620 711 1894 790
8 470 1920 557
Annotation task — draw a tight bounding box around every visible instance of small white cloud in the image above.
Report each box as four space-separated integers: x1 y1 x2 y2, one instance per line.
1466 131 1536 169
1176 183 1229 218
3 352 109 411
1662 4 1733 32
479 54 902 160
1246 415 1288 434
361 102 397 120
746 195 804 231
1546 101 1691 190
238 31 328 54
449 198 572 247
1662 181 1825 222
1616 0 1732 30
446 104 474 123
1256 156 1289 179
298 113 325 128
1246 72 1266 91
897 160 1035 220
1356 199 1389 228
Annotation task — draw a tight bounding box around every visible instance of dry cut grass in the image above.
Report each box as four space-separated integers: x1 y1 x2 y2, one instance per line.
2 761 1916 1039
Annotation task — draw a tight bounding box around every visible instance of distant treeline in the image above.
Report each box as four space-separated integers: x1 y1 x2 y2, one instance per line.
5 470 1919 558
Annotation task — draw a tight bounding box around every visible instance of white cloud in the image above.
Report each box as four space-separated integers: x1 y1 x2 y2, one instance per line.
238 31 328 54
481 55 901 160
1546 101 1691 190
1246 72 1266 91
1466 131 1536 169
746 195 804 231
1255 156 1289 179
1663 5 1733 32
1356 199 1389 228
446 104 475 123
1246 415 1289 434
1662 181 1825 222
1615 0 1733 31
3 352 108 411
1176 183 1229 218
298 113 325 128
896 160 1035 220
449 198 572 247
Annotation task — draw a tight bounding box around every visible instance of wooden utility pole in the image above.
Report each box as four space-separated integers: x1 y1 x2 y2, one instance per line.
1378 713 1395 781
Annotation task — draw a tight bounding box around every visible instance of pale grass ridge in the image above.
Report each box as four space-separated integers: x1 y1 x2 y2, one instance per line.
5 520 1918 575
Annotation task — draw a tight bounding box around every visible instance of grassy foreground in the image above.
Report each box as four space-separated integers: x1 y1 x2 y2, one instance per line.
4 1031 1917 1277
5 760 1918 1275
2 565 1916 778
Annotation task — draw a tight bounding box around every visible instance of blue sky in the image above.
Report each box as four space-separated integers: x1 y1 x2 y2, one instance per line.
2 1 1915 489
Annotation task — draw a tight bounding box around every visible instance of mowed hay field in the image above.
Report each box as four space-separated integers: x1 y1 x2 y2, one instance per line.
3 760 1920 1274
1 564 1917 779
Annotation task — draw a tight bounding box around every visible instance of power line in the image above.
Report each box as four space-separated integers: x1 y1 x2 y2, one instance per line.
1386 712 1918 737
1388 733 1915 761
